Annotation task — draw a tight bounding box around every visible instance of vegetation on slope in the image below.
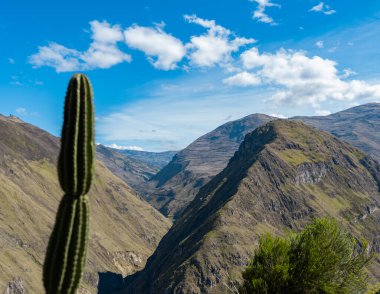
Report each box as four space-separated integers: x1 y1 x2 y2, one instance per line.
124 120 380 294
240 218 371 294
0 114 171 293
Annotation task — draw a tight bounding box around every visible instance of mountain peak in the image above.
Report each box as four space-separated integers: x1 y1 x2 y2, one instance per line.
139 113 275 219
231 119 352 168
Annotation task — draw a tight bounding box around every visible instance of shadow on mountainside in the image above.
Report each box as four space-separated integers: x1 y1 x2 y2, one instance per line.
97 272 125 294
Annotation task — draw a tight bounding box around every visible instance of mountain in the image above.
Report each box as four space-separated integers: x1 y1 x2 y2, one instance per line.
118 149 177 170
124 120 380 293
139 114 275 219
295 103 380 162
138 103 380 220
96 144 159 191
97 145 176 192
0 114 171 293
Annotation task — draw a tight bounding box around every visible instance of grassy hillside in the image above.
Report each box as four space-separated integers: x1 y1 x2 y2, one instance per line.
139 113 275 219
295 103 380 162
0 115 171 293
124 120 380 293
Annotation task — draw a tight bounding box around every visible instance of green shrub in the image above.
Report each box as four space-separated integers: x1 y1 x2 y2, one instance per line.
240 218 371 294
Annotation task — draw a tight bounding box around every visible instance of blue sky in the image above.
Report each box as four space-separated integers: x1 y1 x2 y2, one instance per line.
1 0 380 151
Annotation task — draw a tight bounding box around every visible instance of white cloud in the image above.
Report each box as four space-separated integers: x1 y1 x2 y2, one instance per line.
29 21 131 72
223 71 261 86
29 17 253 72
250 0 281 25
315 110 331 116
224 47 380 106
81 42 131 69
309 2 336 15
90 20 124 43
80 21 131 69
104 144 144 151
270 113 288 118
124 24 186 70
29 43 82 72
184 14 255 67
315 40 324 48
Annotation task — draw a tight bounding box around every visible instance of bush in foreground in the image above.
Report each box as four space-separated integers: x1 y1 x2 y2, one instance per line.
239 218 372 294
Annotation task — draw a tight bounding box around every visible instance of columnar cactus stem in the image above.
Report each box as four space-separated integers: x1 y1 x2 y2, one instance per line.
43 74 95 294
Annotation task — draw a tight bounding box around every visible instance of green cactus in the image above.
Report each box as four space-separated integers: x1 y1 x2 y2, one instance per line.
43 74 95 294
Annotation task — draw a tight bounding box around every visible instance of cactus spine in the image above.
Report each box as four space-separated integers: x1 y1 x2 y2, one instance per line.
43 74 95 294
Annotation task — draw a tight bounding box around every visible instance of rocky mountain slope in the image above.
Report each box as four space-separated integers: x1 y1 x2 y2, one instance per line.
124 120 380 293
295 103 380 162
118 149 176 170
0 114 171 293
137 103 380 220
139 114 275 219
96 145 158 191
97 145 176 193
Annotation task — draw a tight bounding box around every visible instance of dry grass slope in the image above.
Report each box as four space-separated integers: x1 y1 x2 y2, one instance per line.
0 115 171 293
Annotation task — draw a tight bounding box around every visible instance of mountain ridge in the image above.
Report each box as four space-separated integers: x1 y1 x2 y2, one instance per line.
124 120 380 293
136 103 380 220
138 113 275 219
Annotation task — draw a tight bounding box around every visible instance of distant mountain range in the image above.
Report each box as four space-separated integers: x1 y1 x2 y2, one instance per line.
118 149 177 170
135 103 380 220
124 120 380 293
0 114 171 293
294 103 380 162
96 145 175 191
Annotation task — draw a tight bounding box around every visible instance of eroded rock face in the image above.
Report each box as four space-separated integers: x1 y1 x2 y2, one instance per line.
4 277 26 294
295 163 329 184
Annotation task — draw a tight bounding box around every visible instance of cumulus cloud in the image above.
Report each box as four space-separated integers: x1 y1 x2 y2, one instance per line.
80 21 131 69
184 14 255 67
29 43 82 72
223 71 261 86
309 2 336 15
250 0 281 25
124 24 186 70
224 47 380 106
29 21 131 72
